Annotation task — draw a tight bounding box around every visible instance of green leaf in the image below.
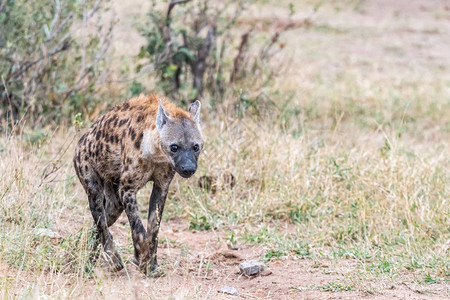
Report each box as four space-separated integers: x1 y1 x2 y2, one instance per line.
174 47 195 63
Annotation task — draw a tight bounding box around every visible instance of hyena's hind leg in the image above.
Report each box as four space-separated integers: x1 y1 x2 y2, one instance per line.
104 182 124 227
82 170 124 271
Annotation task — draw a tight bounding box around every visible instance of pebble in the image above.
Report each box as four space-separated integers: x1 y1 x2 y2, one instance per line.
35 228 59 239
218 286 239 296
239 261 265 276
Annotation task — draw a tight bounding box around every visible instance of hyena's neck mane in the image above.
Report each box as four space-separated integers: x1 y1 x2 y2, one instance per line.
128 94 191 125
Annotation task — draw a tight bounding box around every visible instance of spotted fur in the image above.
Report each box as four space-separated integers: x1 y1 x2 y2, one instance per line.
74 94 203 274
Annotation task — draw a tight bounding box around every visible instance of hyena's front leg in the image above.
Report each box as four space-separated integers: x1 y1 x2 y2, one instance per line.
146 184 169 273
121 187 150 271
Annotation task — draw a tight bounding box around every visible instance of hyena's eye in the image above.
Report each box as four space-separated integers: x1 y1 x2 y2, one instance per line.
193 144 200 152
170 144 179 152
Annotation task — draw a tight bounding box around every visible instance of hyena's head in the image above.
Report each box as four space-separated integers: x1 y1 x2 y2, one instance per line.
156 100 204 178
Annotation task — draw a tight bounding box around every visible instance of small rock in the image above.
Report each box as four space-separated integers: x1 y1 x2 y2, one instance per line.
35 228 59 239
218 286 239 296
227 244 241 250
261 270 272 276
239 261 264 276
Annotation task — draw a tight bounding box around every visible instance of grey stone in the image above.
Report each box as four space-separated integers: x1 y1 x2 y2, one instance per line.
239 261 264 276
218 286 239 296
35 228 59 239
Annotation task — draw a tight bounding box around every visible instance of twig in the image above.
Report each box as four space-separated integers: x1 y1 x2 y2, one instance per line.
260 23 296 60
37 133 77 189
86 0 102 19
81 0 87 80
166 0 191 23
46 12 73 42
8 40 71 81
62 16 114 99
221 0 245 31
49 0 61 37
1 75 14 129
0 0 6 13
402 282 436 295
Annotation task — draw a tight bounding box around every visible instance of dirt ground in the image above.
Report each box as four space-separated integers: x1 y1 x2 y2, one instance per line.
4 216 446 299
102 218 449 299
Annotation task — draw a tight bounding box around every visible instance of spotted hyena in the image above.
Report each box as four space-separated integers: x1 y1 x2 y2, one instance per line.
73 94 203 274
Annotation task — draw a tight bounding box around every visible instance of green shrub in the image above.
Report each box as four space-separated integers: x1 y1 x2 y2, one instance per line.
0 0 113 126
137 0 296 107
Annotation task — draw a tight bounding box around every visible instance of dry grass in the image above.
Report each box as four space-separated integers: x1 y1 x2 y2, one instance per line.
1 0 449 298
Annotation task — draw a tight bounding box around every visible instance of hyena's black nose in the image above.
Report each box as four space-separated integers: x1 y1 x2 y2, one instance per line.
181 165 196 177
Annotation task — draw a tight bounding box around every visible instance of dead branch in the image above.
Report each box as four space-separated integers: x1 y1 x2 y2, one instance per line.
230 30 251 83
37 133 77 189
190 26 216 96
259 22 296 61
1 75 14 127
62 19 114 99
0 0 6 13
86 0 102 19
166 0 192 23
8 40 71 81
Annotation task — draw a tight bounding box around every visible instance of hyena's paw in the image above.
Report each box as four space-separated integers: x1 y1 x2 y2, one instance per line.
103 249 124 272
139 259 163 277
146 263 164 278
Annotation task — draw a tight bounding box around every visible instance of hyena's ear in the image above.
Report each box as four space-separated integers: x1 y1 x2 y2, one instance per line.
188 100 201 124
156 100 170 131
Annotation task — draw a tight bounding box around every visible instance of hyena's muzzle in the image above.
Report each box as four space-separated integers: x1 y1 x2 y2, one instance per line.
172 149 199 178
